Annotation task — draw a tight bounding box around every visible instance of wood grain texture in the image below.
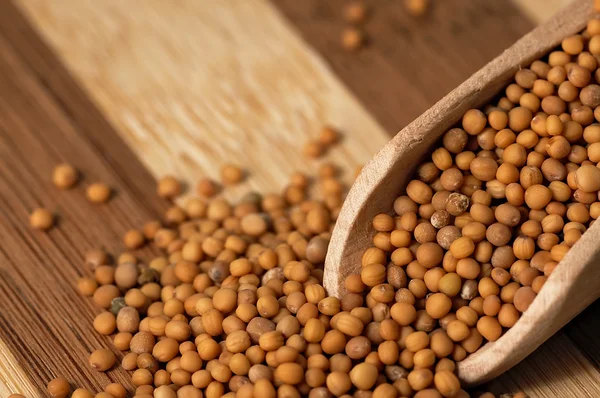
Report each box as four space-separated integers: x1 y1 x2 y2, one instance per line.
276 0 535 134
0 340 35 398
2 0 599 397
0 5 171 396
13 0 389 204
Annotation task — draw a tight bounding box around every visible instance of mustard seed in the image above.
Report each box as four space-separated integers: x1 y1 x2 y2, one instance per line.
104 384 126 398
29 208 54 231
47 376 70 398
404 0 428 16
221 164 244 185
71 389 93 398
197 177 218 197
52 163 78 189
86 182 112 203
77 277 98 296
89 348 116 371
157 175 182 199
341 27 365 51
319 126 340 147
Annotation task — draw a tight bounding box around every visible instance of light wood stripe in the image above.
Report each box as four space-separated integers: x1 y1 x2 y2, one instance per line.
0 340 39 398
512 0 573 24
15 0 389 202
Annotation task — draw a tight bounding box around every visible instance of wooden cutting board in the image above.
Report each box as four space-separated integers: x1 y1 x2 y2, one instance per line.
0 0 597 397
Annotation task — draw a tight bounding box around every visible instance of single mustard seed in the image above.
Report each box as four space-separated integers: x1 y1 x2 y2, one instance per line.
344 1 368 24
89 348 116 371
71 388 93 398
221 164 244 185
86 183 112 204
157 175 182 199
52 163 78 189
404 0 428 16
319 126 340 147
47 376 70 398
29 208 54 231
341 27 365 52
303 139 326 159
197 177 219 198
104 383 127 398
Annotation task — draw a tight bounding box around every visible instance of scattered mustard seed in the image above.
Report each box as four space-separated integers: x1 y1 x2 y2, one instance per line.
344 1 368 25
123 229 145 250
319 126 340 147
405 0 429 16
85 248 110 269
29 208 54 231
221 164 245 185
52 163 78 189
86 183 111 204
89 348 116 371
302 139 325 159
197 177 218 198
341 27 365 52
47 376 70 398
157 175 182 199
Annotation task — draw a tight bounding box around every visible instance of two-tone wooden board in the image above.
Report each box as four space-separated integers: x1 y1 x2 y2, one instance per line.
1 0 598 397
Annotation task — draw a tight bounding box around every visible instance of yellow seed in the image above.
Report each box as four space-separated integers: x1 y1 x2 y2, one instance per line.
29 208 54 231
52 163 78 189
89 348 116 371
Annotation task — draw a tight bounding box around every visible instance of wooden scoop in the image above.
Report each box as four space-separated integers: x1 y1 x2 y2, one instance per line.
324 0 600 387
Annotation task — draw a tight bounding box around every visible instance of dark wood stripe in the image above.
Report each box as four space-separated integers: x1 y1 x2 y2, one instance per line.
0 3 169 393
274 0 534 134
